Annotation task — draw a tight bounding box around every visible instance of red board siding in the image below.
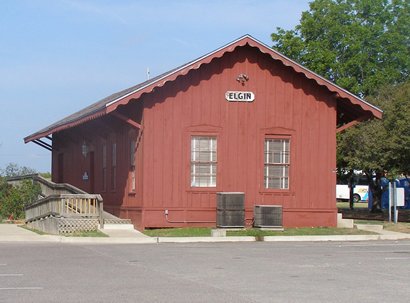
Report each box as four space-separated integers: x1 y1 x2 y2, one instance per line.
52 104 145 224
139 46 337 228
52 45 338 229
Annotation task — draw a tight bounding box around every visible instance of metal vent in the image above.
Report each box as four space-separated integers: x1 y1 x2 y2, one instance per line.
216 192 245 228
254 205 282 228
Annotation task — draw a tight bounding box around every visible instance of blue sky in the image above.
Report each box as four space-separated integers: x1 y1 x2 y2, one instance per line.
0 0 310 172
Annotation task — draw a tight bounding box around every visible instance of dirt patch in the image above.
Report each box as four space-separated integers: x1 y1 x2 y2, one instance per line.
339 208 410 222
383 223 410 233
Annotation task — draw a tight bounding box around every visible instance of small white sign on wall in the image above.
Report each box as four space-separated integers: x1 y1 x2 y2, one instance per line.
82 171 89 181
225 91 255 102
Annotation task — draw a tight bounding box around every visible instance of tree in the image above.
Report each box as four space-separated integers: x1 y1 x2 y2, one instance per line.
338 80 410 174
379 81 410 175
271 0 410 97
0 163 37 177
336 118 387 210
0 178 40 220
271 0 410 210
337 80 410 210
0 164 40 220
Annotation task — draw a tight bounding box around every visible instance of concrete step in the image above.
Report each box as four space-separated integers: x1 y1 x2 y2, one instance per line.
99 227 149 238
337 213 354 228
101 223 135 230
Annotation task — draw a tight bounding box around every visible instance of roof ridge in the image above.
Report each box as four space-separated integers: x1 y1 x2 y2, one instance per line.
24 34 382 144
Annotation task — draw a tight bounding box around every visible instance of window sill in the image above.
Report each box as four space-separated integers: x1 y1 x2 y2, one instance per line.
187 187 219 193
259 189 295 195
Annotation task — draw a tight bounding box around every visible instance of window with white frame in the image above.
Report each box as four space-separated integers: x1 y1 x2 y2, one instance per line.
264 138 290 189
191 136 217 187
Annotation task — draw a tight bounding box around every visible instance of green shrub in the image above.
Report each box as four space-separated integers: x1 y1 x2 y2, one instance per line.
0 177 41 220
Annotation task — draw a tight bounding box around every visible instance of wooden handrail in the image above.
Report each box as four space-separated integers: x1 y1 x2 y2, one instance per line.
7 174 88 195
9 175 105 227
25 194 104 225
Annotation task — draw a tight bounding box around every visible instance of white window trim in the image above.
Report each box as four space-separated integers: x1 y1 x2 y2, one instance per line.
191 136 217 188
264 138 290 190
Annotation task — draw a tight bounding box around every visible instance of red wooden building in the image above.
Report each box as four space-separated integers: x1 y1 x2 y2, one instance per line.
25 35 382 230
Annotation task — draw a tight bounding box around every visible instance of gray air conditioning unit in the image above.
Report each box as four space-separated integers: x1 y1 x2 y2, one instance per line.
216 192 245 228
254 205 283 228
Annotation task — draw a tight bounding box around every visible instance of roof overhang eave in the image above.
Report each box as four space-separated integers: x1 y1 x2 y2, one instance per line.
24 34 384 144
24 109 107 144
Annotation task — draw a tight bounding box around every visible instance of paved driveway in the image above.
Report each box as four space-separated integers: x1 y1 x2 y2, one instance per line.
1 240 409 303
0 224 43 241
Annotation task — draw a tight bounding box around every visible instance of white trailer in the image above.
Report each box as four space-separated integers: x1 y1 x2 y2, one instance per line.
336 184 369 203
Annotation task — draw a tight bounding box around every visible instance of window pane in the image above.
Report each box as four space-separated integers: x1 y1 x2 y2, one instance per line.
265 139 290 164
191 136 217 187
197 152 211 162
264 138 290 189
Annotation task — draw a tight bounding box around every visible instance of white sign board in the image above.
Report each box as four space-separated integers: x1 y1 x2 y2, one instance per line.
225 91 255 102
82 171 89 181
397 187 405 207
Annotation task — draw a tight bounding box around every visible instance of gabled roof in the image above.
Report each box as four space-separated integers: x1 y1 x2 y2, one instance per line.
25 35 382 144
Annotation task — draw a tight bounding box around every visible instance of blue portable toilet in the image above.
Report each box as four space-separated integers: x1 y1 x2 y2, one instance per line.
367 176 390 210
369 177 410 209
381 177 390 209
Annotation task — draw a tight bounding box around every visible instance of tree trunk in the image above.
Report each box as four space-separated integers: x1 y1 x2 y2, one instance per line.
348 170 354 210
368 171 383 212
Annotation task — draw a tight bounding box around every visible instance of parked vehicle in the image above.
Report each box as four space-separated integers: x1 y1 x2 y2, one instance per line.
336 176 369 203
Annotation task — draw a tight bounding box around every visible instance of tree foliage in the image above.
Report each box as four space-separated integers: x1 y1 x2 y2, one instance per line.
0 177 40 220
0 164 40 220
0 163 37 177
336 80 409 211
271 0 409 210
271 0 410 97
338 80 410 176
335 85 409 213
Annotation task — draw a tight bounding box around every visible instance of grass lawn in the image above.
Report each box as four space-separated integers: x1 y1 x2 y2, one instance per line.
143 228 212 237
384 222 410 233
1 219 25 224
354 220 410 233
143 227 375 237
64 230 109 237
337 201 369 209
226 227 374 237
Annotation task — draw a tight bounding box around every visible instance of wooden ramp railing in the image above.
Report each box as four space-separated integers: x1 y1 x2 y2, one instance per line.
6 174 135 233
25 194 104 227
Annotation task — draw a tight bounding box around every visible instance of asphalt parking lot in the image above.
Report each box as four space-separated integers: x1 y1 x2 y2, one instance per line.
1 240 409 303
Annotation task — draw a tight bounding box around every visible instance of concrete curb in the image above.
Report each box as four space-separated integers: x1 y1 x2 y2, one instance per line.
379 234 410 240
158 234 410 243
59 237 157 244
157 236 256 243
1 224 410 244
0 235 157 244
0 235 60 243
2 234 410 244
263 235 382 242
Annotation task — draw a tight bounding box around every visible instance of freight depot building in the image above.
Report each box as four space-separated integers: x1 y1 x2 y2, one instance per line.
25 35 382 230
